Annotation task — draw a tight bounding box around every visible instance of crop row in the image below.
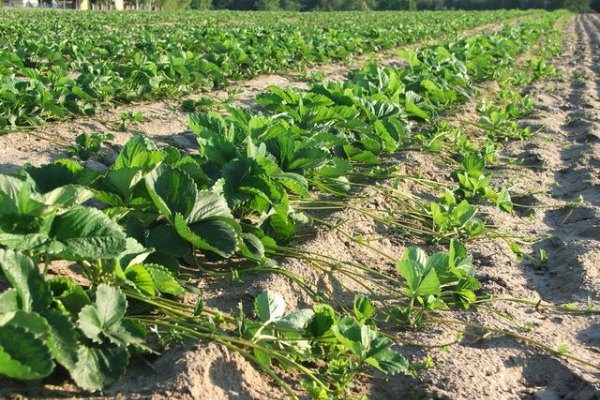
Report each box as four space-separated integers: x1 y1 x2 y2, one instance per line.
0 12 570 399
0 9 538 131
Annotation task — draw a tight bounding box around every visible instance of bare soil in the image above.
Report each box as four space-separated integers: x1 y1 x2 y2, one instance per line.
0 14 599 400
400 14 600 399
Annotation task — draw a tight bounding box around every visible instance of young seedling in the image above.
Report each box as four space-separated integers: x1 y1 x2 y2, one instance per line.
118 111 144 131
67 132 114 161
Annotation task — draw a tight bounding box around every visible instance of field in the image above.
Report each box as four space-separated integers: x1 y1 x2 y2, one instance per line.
0 9 599 400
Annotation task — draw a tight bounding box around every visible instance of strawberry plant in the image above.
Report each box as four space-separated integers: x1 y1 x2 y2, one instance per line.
393 240 479 326
0 250 146 391
67 132 115 161
478 103 534 141
0 9 536 132
452 153 513 212
429 191 486 242
0 12 580 398
118 111 144 132
239 291 409 398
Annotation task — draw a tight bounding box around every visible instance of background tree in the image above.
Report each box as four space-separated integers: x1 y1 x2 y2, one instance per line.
167 0 596 12
189 0 211 8
255 0 280 9
280 0 301 9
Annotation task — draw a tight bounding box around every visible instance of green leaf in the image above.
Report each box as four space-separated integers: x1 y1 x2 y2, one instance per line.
147 224 190 258
397 247 441 297
124 264 156 296
405 97 429 120
275 309 315 332
0 174 43 216
343 145 380 165
496 188 513 213
71 344 129 392
78 284 127 343
43 309 79 372
253 348 272 369
42 185 94 209
425 252 449 272
186 190 233 224
118 238 152 269
396 257 421 294
0 288 20 313
0 249 51 312
96 168 144 204
223 158 281 211
48 277 90 316
448 239 468 268
365 346 409 375
416 268 441 297
0 231 48 253
265 211 295 242
0 310 51 342
430 202 447 228
145 164 198 221
188 112 238 166
24 163 79 193
451 200 478 227
308 304 336 338
373 119 400 152
315 158 352 178
539 249 548 263
77 284 145 349
174 214 238 258
0 324 54 380
193 298 203 316
113 135 165 170
49 206 128 260
398 49 421 67
254 291 285 323
510 242 522 259
277 172 309 197
353 295 376 322
462 154 485 176
332 317 364 357
239 232 266 261
145 263 184 296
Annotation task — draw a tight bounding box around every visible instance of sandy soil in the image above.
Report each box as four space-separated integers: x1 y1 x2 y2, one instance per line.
404 14 600 399
0 14 599 400
184 14 600 400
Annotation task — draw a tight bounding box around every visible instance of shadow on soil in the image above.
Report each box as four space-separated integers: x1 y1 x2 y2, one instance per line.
518 15 600 304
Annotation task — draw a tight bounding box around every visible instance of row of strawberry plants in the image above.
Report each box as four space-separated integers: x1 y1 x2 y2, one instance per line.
0 12 572 399
0 10 536 131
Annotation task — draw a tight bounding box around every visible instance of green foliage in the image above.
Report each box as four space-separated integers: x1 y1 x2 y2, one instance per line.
241 291 409 396
394 241 479 325
477 92 536 141
563 0 590 11
452 153 513 212
189 0 212 8
429 191 486 241
0 13 567 397
181 97 215 113
67 132 115 161
0 250 145 390
255 0 281 9
119 111 144 132
0 9 535 131
254 290 286 322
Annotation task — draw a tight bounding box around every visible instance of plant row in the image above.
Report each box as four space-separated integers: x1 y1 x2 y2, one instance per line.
0 12 572 399
0 9 537 131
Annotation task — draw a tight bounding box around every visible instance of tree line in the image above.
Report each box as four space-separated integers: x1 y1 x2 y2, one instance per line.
189 0 598 11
